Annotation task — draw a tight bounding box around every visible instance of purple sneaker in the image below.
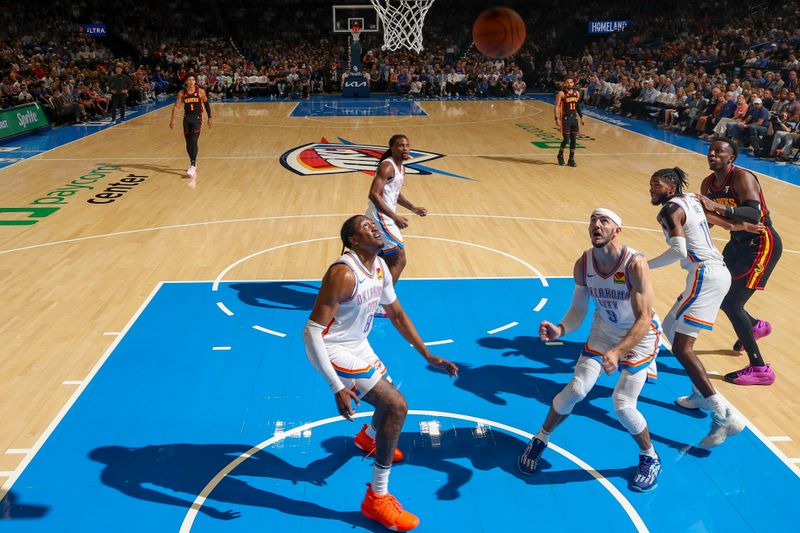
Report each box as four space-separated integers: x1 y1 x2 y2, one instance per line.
724 364 776 386
733 320 772 351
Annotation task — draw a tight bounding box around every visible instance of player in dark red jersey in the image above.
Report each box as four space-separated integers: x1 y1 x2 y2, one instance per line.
169 74 212 185
554 77 584 167
697 137 782 386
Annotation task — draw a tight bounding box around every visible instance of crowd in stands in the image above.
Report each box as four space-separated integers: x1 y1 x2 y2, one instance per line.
540 1 800 162
1 0 798 163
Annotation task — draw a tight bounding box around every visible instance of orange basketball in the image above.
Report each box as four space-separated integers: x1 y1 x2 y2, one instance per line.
472 7 526 59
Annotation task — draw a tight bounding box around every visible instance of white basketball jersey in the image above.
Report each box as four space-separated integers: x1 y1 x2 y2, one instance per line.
584 246 642 330
369 158 404 212
663 195 724 269
322 252 396 345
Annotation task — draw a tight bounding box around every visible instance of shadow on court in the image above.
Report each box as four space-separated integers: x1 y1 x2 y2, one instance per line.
430 346 709 457
230 281 318 310
90 431 641 527
321 428 636 500
0 491 48 520
88 443 381 530
110 163 188 178
478 335 694 379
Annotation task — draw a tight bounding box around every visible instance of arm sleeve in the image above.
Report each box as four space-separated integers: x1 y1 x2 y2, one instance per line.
647 236 687 269
576 100 583 118
303 320 345 393
558 285 590 335
203 100 212 118
724 201 761 223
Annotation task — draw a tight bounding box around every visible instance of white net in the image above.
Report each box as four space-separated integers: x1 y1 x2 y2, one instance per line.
368 0 436 53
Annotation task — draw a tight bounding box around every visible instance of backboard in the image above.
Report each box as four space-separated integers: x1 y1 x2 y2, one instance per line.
332 4 380 33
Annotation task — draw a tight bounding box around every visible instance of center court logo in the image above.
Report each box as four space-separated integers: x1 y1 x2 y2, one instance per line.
279 137 475 180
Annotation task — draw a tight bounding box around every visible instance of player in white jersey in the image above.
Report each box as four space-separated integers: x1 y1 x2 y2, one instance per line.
366 134 428 284
518 209 662 493
648 167 745 448
303 215 457 532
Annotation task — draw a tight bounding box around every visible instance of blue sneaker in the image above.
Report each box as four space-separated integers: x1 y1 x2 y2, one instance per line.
518 437 546 475
631 454 661 492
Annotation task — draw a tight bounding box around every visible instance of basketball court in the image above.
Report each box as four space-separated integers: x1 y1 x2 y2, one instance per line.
1 3 800 532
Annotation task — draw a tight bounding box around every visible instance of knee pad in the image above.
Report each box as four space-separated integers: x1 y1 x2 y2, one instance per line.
614 393 646 435
552 376 587 415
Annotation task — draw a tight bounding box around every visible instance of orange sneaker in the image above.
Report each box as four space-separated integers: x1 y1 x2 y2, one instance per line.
361 483 420 531
354 424 404 462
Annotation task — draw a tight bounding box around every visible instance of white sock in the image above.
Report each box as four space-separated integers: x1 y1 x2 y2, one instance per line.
371 462 391 495
535 428 551 444
640 445 657 459
705 394 727 417
366 423 377 440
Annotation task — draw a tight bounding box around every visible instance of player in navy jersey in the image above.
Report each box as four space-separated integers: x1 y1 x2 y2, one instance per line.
697 138 782 386
169 74 212 186
554 77 584 167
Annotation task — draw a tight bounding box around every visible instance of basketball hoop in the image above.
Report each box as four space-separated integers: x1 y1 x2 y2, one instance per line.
369 0 436 53
350 23 362 42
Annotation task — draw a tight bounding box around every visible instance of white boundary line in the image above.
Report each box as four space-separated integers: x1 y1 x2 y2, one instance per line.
5 449 30 455
212 346 231 351
0 282 164 501
177 410 648 533
252 325 287 338
533 297 548 312
421 339 454 346
158 275 569 284
212 233 550 297
487 321 519 335
0 213 797 257
216 302 234 316
766 436 792 442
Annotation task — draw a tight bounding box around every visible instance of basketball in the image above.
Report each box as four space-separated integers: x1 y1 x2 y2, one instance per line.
472 7 526 59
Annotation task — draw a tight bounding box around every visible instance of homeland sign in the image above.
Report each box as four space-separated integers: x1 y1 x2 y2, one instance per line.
588 20 631 34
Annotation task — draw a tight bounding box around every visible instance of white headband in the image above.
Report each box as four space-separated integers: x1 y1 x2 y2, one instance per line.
591 208 622 227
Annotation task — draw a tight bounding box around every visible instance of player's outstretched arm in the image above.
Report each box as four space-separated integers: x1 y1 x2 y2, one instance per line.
648 203 687 269
383 300 458 377
303 264 359 420
603 256 653 374
542 256 590 341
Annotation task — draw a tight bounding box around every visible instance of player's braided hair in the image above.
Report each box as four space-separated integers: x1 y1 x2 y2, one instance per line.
340 215 363 254
652 167 689 196
379 134 408 162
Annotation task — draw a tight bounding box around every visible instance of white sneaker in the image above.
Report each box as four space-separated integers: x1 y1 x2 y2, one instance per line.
675 391 705 410
699 407 745 449
187 166 197 178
